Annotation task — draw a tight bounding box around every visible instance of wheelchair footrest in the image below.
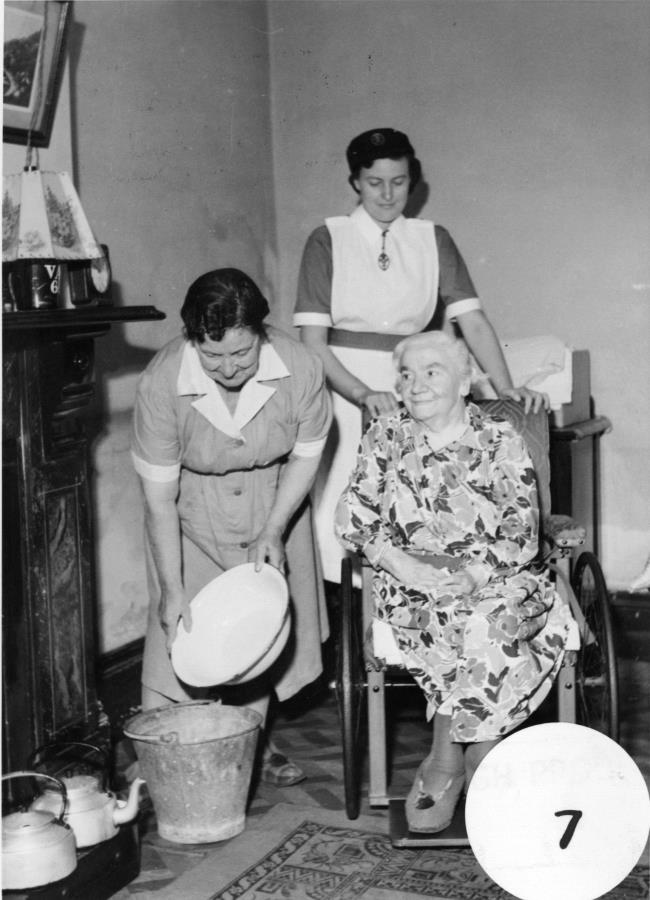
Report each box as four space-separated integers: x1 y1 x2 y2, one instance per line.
389 798 470 848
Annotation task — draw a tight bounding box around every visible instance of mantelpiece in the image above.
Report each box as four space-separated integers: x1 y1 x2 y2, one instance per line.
3 305 165 333
2 305 165 772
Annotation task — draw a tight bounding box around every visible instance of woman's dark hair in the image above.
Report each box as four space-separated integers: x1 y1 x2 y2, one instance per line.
181 268 270 343
346 128 422 194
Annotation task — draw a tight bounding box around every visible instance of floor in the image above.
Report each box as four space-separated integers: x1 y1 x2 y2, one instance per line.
109 597 650 899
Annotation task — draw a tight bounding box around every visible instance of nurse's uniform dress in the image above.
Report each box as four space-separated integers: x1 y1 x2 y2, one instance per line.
294 204 482 584
131 326 332 704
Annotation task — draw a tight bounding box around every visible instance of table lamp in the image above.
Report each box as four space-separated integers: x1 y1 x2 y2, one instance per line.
2 0 108 312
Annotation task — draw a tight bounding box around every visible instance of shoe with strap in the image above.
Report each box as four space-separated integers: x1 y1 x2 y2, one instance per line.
405 757 465 833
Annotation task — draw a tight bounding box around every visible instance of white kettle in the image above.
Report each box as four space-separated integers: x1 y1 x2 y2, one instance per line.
30 772 144 848
28 740 145 848
2 772 77 890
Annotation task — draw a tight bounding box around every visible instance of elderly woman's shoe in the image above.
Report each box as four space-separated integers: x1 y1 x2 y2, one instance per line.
405 768 465 833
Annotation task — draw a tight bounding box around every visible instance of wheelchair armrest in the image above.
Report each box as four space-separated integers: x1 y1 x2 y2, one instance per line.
543 514 586 550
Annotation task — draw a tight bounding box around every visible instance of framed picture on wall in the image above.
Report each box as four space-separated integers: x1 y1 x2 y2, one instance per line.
3 0 71 147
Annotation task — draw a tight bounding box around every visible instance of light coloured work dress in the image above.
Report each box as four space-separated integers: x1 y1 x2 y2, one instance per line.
131 326 332 703
335 403 572 742
294 204 482 583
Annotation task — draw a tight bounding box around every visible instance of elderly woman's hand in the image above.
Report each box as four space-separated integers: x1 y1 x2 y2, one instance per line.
499 386 549 414
398 559 477 599
388 553 446 592
437 570 477 597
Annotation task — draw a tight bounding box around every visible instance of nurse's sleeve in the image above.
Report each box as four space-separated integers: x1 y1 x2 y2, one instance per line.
435 225 483 321
131 365 182 483
294 226 334 328
291 348 332 459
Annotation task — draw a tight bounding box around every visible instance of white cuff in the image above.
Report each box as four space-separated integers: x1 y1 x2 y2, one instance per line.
293 311 333 328
292 436 328 458
446 297 482 319
131 451 180 483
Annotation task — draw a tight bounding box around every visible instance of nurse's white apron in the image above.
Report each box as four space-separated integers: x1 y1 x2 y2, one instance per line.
313 209 439 583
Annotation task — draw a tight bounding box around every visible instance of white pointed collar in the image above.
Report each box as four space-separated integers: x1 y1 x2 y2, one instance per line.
351 204 406 243
176 339 290 438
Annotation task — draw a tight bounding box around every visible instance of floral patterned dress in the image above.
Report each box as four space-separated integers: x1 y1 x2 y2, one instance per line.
335 402 571 742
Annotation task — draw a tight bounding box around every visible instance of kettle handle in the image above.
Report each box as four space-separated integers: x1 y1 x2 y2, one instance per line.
2 771 68 821
27 741 109 788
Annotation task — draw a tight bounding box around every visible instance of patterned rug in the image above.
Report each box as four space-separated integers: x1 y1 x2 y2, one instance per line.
148 803 649 900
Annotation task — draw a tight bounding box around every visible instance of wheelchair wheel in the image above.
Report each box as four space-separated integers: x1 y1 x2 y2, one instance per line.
572 552 619 741
335 556 366 820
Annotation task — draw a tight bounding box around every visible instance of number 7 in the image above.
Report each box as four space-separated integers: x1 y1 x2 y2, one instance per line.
554 809 583 849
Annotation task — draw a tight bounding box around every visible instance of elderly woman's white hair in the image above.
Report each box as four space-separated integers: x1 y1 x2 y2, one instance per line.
393 331 472 387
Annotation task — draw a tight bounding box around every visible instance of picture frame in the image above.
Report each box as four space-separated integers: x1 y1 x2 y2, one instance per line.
3 0 71 147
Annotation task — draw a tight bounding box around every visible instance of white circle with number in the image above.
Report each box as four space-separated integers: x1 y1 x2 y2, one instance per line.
465 723 650 900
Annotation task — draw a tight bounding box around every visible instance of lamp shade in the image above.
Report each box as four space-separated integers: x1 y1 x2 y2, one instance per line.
2 169 104 263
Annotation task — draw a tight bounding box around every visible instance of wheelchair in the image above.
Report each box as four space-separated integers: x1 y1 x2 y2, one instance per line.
333 398 618 846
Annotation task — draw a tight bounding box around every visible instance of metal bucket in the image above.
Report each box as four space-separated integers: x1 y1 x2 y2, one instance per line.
123 700 261 843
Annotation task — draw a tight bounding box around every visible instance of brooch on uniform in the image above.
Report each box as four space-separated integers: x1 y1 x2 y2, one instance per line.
378 229 390 270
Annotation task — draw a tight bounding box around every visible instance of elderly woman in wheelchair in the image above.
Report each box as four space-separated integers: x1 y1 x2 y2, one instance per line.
335 330 574 834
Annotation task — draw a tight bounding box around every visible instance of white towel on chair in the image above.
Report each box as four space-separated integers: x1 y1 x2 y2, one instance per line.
471 335 574 410
372 619 404 665
566 615 581 651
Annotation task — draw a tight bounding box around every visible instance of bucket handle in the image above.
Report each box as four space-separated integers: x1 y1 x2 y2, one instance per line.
2 771 68 821
123 730 181 745
27 741 109 789
122 698 218 744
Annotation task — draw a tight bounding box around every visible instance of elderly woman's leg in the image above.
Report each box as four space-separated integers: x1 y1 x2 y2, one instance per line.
464 739 501 788
406 713 465 832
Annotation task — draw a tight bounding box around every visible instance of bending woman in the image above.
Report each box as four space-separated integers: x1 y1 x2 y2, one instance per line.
131 268 331 786
294 127 546 584
335 331 570 832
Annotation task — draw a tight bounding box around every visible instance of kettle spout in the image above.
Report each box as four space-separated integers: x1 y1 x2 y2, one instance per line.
113 776 145 826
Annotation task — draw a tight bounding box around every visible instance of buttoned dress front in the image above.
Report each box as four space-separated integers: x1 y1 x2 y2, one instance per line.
335 403 572 742
131 326 332 703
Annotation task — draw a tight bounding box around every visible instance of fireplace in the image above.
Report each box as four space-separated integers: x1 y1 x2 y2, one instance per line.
2 303 164 773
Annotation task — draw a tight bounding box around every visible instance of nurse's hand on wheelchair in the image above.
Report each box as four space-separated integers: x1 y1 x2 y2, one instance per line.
499 385 549 413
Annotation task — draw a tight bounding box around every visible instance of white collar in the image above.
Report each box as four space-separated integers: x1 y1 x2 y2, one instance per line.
177 339 290 438
351 204 406 243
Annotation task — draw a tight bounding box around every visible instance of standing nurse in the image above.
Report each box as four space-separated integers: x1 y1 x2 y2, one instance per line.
294 127 546 584
132 268 331 785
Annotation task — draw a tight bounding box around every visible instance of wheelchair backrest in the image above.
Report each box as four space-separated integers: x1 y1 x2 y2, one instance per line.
476 398 551 524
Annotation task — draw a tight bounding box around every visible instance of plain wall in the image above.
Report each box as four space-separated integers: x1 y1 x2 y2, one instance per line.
268 0 650 591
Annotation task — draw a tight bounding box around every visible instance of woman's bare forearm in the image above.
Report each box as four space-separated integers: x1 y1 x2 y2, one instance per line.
141 479 183 595
300 325 370 403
